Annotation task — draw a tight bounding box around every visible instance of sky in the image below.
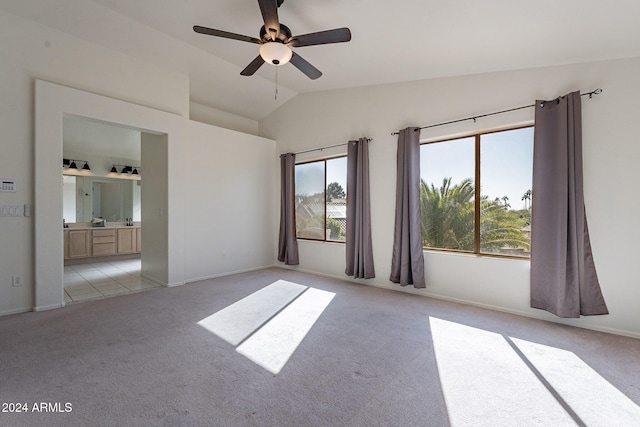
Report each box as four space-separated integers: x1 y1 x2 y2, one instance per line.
295 157 347 197
420 127 534 210
295 127 533 210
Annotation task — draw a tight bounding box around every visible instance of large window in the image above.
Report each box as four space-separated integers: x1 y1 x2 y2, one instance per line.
295 157 347 242
420 126 533 258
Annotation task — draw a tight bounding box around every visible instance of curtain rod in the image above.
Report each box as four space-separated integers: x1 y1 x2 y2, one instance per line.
293 138 373 156
390 88 603 136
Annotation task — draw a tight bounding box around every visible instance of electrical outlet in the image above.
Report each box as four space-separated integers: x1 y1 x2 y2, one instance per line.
12 276 22 287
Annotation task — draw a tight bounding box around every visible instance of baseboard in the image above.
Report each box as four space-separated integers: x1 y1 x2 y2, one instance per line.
184 264 276 285
0 306 33 317
275 265 640 340
141 274 170 287
166 281 185 288
405 289 640 340
33 302 65 312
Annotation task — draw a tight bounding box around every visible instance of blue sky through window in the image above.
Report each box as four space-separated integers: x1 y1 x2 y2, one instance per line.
420 127 534 209
295 157 347 197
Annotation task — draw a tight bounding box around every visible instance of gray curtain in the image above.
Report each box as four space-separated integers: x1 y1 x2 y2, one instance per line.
530 91 607 317
278 153 299 265
390 127 426 288
345 138 375 279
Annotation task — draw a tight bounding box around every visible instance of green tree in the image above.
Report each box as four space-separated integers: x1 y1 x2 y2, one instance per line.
480 197 530 253
420 177 475 251
295 192 326 239
501 196 510 210
326 182 345 201
326 217 346 241
421 177 531 255
521 189 532 210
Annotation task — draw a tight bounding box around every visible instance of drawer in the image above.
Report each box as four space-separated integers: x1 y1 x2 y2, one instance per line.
93 242 116 256
92 229 116 237
93 229 116 244
93 235 116 244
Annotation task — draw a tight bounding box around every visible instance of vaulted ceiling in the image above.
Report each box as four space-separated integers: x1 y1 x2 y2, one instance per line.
2 0 640 121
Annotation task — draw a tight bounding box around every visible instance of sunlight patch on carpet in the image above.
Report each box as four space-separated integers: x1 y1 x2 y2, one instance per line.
198 280 335 374
511 338 640 426
430 317 640 427
237 287 335 374
430 317 577 426
197 280 307 346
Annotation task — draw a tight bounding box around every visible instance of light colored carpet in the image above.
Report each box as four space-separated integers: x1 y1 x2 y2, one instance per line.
197 279 308 346
1 267 639 426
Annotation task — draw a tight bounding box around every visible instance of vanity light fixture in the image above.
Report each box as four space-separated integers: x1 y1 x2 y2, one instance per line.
111 164 141 176
64 158 90 171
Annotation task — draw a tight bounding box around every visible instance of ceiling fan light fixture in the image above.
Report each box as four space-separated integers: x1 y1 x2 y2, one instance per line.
259 42 292 66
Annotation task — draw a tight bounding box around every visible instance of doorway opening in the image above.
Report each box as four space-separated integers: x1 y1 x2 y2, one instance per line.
35 80 175 311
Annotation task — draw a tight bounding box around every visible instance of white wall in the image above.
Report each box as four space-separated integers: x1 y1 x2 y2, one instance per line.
260 57 640 338
0 9 277 316
0 9 188 315
141 133 169 286
183 121 276 281
189 102 260 136
34 81 278 311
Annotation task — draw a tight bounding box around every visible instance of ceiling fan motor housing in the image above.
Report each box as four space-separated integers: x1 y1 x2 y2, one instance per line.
260 24 292 43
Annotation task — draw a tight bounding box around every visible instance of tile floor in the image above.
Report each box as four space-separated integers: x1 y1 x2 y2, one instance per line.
64 259 161 304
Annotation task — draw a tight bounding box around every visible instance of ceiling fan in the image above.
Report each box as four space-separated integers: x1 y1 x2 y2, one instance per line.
194 0 351 80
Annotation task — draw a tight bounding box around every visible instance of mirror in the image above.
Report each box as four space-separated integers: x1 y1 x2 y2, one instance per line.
63 175 141 223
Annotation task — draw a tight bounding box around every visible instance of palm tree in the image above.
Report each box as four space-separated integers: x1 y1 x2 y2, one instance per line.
501 196 510 210
480 197 531 253
421 177 531 255
420 177 475 251
521 189 532 210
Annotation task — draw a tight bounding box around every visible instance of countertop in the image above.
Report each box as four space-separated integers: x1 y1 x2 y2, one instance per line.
64 222 141 230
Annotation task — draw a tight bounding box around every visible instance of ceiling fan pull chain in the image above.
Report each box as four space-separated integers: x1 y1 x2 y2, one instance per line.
275 66 279 101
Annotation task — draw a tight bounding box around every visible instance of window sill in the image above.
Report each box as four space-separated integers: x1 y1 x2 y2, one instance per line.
297 238 346 245
423 248 530 261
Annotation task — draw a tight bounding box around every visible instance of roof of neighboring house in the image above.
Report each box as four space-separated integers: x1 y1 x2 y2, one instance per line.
297 202 346 220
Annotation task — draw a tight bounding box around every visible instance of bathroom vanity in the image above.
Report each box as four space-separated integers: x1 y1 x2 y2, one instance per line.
64 223 141 264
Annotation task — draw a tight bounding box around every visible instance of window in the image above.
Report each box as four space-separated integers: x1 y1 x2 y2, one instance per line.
295 157 347 242
420 126 533 258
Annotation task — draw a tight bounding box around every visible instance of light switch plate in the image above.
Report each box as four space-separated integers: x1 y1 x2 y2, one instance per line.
0 205 23 217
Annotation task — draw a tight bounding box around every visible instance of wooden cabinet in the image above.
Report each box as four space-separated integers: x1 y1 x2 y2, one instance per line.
117 228 137 254
67 229 91 258
64 226 141 261
92 229 116 256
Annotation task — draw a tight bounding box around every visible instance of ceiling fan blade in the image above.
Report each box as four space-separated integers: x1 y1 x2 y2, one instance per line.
289 27 351 47
258 0 280 40
289 52 322 80
193 25 262 44
240 55 266 76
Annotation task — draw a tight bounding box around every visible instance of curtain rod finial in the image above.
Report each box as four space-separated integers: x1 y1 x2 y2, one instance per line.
590 88 603 98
